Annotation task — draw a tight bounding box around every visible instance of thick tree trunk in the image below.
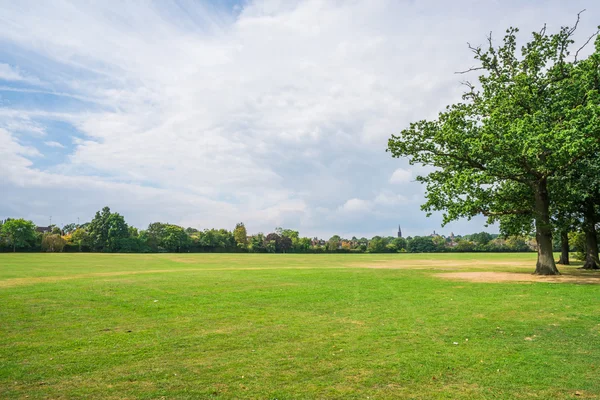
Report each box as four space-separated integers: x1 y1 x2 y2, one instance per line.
581 200 600 270
557 230 570 265
533 180 560 275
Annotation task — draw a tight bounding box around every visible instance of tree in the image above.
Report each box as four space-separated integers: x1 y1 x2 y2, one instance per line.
88 207 130 252
63 223 77 235
70 228 91 252
265 233 280 253
41 234 66 252
368 236 386 253
233 222 248 250
408 236 437 253
280 236 292 253
162 224 190 252
469 232 493 247
249 233 266 253
559 157 600 269
294 237 312 253
1 219 37 252
145 222 168 252
327 235 341 251
388 21 600 275
392 237 407 251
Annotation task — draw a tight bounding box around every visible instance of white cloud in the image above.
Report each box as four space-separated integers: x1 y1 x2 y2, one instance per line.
374 192 409 206
0 0 596 236
389 168 412 184
0 63 41 84
339 198 371 213
44 141 65 148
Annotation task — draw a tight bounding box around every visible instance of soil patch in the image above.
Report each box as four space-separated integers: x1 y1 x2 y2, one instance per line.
358 260 533 270
436 271 600 284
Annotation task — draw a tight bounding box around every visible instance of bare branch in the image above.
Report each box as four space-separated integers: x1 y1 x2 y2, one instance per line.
487 31 493 51
575 28 600 62
568 9 586 36
455 66 484 75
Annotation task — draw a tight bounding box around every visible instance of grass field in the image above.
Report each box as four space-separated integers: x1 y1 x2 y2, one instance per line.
1 253 600 399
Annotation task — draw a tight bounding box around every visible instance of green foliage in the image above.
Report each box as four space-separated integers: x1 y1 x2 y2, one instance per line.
233 222 248 250
387 21 600 274
70 228 92 252
41 234 66 252
568 231 586 261
62 223 78 235
265 233 280 253
327 235 341 251
162 225 190 252
87 207 130 252
367 236 386 253
468 232 493 246
407 236 437 253
249 233 266 253
1 218 37 252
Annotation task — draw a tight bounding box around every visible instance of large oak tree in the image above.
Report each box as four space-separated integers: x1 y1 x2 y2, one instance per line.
388 20 600 275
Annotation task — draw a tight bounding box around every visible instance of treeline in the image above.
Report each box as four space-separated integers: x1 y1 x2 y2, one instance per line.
0 206 542 254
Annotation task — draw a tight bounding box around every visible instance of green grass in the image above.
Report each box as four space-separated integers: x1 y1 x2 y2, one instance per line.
1 253 599 399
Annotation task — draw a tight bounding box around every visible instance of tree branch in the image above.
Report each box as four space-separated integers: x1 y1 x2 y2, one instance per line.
575 27 600 62
481 209 531 217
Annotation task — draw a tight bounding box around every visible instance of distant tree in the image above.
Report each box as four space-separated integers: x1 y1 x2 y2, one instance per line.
368 236 386 253
392 237 407 251
407 236 437 253
88 207 129 252
233 222 248 250
70 228 91 252
162 225 190 252
145 222 168 251
505 236 531 252
63 223 77 235
41 234 66 252
265 233 281 253
293 237 312 253
327 235 341 252
249 233 267 253
454 239 475 252
128 226 139 238
280 236 292 253
469 232 493 247
1 219 37 252
569 231 586 261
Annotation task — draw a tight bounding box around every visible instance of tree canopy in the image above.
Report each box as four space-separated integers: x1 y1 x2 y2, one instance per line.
388 18 600 274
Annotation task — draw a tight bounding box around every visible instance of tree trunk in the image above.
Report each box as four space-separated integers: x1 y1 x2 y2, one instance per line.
557 230 570 265
533 180 560 275
581 200 600 270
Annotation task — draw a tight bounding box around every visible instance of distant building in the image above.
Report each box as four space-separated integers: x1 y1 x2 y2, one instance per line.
397 225 402 238
36 226 52 234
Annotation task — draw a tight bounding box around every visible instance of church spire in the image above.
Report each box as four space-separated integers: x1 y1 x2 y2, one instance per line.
397 224 402 238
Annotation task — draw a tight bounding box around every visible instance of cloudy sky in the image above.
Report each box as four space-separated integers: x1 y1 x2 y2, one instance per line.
1 0 598 238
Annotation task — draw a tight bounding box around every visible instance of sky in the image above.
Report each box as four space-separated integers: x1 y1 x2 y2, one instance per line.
1 0 599 238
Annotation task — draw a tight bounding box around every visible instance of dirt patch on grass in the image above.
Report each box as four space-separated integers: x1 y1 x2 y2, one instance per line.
358 260 533 270
436 271 600 284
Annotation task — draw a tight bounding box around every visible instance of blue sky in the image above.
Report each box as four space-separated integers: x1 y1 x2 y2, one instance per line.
1 0 598 238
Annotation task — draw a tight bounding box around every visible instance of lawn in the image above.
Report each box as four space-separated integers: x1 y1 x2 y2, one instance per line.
1 253 599 399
